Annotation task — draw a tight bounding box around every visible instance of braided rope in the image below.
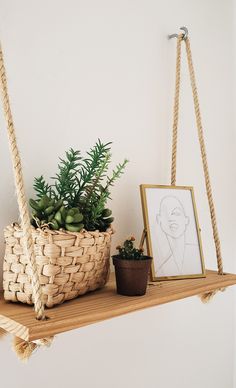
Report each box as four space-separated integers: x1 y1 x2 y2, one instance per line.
0 44 45 319
171 34 182 185
184 37 223 275
171 35 223 276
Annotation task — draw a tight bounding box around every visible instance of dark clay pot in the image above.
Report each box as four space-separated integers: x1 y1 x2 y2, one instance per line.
112 255 152 296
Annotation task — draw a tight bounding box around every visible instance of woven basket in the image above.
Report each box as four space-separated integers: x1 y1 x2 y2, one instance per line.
3 223 112 308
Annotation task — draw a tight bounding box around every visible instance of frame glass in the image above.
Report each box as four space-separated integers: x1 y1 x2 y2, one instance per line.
140 184 205 280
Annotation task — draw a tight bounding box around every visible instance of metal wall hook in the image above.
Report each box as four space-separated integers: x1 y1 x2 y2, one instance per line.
168 26 188 40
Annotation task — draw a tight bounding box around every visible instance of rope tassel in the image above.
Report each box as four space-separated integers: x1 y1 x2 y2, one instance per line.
12 336 54 362
12 337 38 362
200 288 225 303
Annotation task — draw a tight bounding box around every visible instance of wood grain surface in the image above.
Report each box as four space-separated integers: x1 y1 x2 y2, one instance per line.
0 270 236 341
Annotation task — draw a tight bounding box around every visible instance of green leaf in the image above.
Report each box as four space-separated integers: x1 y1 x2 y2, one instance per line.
33 176 52 199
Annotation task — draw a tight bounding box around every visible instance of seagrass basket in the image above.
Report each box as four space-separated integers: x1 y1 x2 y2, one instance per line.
3 223 112 308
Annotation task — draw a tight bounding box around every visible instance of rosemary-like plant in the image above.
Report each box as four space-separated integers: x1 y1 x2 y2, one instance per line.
31 140 128 231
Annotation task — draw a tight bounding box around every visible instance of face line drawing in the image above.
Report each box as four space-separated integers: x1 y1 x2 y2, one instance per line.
143 187 203 278
156 195 191 275
157 195 190 240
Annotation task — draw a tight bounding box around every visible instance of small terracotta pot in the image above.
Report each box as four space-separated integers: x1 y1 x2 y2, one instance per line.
112 255 152 296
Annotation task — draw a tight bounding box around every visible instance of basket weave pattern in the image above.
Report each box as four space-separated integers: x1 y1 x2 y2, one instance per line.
3 224 112 308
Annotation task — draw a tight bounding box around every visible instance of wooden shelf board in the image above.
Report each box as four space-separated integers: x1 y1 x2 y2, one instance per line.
1 270 236 342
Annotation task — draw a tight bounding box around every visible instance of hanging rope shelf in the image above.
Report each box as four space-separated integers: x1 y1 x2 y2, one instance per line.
0 27 236 360
1 271 236 342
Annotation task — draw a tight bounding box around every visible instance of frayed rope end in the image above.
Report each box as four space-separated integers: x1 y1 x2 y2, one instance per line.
12 336 54 362
199 287 226 303
12 337 37 362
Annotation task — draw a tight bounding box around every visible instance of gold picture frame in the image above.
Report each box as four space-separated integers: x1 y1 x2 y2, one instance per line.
140 184 206 281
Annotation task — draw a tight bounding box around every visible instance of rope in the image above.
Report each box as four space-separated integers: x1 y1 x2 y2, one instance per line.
0 44 45 320
171 35 224 276
171 34 182 185
184 37 223 275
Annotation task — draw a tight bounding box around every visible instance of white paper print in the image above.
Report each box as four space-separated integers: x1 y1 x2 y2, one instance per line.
145 187 203 277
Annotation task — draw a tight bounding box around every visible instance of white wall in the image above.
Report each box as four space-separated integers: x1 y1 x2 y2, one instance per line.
0 1 235 387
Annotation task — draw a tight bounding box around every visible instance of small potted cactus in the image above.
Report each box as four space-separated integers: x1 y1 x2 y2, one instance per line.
112 237 152 296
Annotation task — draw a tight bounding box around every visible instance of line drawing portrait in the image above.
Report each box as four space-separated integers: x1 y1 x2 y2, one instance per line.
140 185 205 280
156 195 199 276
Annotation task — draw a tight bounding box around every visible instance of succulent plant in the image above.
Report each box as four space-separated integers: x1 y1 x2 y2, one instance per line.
97 208 114 231
82 207 114 232
54 206 84 232
30 195 84 232
115 237 144 260
30 195 63 227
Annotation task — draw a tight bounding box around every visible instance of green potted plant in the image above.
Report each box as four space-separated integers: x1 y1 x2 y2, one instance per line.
29 140 128 233
112 237 152 296
4 139 128 307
